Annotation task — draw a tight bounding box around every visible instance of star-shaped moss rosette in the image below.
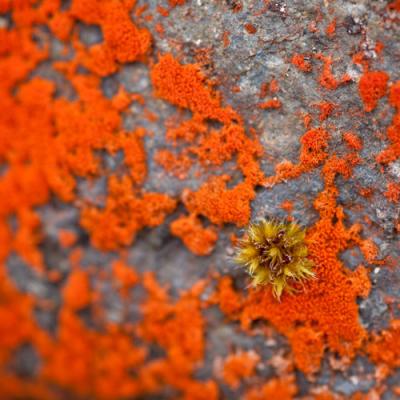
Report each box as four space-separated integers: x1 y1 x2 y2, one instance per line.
234 219 315 299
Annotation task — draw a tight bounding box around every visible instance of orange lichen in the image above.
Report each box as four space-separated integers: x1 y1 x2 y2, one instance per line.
0 0 398 398
222 31 231 48
221 351 260 388
213 276 243 316
218 137 371 375
385 182 400 203
326 19 336 38
81 175 177 250
258 98 282 110
280 200 294 213
358 71 389 112
315 102 336 121
170 214 218 256
245 376 297 400
62 269 91 311
368 320 400 373
299 128 331 167
376 82 400 164
389 0 400 11
265 128 330 185
70 0 151 72
303 113 312 128
150 80 265 228
169 0 186 6
112 260 138 297
138 273 219 399
151 54 239 123
291 53 312 73
389 81 400 109
154 149 193 179
270 79 279 93
156 5 170 17
315 54 351 90
343 132 363 151
359 239 378 263
259 82 269 98
244 23 257 34
183 176 256 227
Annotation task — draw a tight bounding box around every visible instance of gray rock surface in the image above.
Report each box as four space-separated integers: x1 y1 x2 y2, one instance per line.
4 0 400 398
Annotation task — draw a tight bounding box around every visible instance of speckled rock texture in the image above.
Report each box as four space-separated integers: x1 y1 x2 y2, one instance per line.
1 0 399 399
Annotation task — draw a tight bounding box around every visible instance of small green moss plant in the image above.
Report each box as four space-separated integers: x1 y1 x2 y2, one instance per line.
234 219 315 300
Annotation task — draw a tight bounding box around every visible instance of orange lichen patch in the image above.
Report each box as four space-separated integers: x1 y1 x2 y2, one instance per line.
375 81 400 164
385 182 400 203
112 260 138 297
265 128 330 186
13 209 44 270
291 53 312 73
0 29 47 93
315 54 351 90
389 81 400 109
70 0 151 67
375 41 385 55
138 273 219 399
75 42 118 77
117 129 148 184
0 269 38 368
183 176 256 227
49 11 74 42
359 239 379 263
111 86 134 110
154 149 193 179
155 22 165 37
62 269 91 311
258 98 282 110
39 311 147 399
213 276 243 316
244 23 257 34
153 89 265 226
58 230 77 248
156 5 170 17
0 376 55 400
169 0 186 6
259 82 269 98
326 19 336 38
270 79 279 94
165 116 207 143
315 102 336 121
367 320 400 374
299 128 331 168
80 175 177 250
310 390 340 400
245 376 297 400
389 0 400 11
359 187 374 198
139 272 206 363
190 123 265 184
358 71 389 112
151 54 239 123
343 132 363 151
219 148 371 374
280 200 294 213
376 110 400 164
221 350 260 388
1 0 399 396
290 327 324 373
222 31 231 48
304 113 312 128
170 214 218 256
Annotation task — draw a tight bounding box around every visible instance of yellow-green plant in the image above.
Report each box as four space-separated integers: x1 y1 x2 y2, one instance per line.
234 219 315 299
